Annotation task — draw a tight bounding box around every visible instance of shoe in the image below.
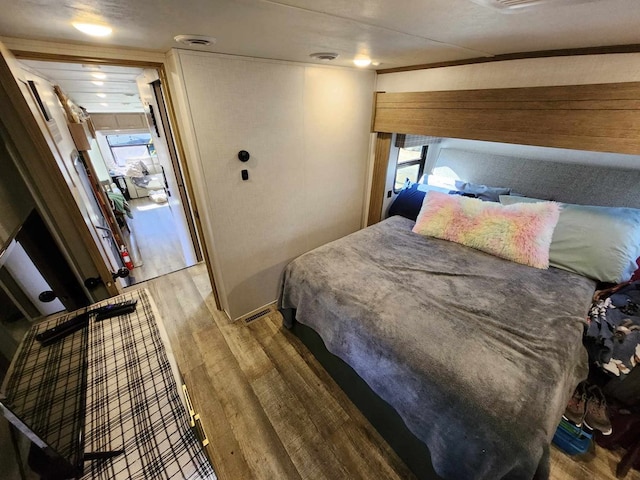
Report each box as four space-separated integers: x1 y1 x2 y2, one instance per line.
584 385 613 436
563 381 588 426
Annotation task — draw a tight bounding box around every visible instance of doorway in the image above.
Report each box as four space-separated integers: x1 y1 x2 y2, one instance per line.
17 59 202 286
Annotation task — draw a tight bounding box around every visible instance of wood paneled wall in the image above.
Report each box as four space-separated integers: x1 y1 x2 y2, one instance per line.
366 133 392 226
373 82 640 155
367 82 640 224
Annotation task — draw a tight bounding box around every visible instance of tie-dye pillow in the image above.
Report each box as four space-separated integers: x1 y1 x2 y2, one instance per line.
413 191 560 269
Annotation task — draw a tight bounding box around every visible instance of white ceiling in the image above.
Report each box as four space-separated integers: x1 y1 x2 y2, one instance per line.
2 0 640 70
20 60 145 113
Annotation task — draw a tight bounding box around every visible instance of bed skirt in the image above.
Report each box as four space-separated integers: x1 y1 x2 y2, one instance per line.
282 308 441 480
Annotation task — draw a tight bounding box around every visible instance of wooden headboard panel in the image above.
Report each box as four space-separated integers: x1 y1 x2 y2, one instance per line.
373 83 640 154
368 82 640 224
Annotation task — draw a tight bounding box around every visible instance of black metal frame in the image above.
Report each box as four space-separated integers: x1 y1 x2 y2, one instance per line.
393 145 428 193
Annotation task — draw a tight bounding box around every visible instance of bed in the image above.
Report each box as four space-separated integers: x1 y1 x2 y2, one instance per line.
279 214 597 480
279 79 640 479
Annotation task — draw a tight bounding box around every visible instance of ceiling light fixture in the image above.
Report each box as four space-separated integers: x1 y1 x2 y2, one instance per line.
91 72 107 80
96 93 106 98
174 34 216 47
72 22 113 37
467 0 599 12
309 52 339 61
100 103 109 107
353 57 372 67
92 81 104 86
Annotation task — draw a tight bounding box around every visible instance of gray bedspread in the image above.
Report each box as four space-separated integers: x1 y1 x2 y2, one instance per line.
279 216 596 480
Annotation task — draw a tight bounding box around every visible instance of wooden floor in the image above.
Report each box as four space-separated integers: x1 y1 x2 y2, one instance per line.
123 197 191 284
130 264 640 480
2 263 637 479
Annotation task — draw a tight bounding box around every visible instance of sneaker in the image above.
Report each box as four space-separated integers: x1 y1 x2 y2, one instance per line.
563 381 588 426
584 385 613 435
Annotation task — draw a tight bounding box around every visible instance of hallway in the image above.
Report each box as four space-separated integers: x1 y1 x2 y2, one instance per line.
123 197 193 284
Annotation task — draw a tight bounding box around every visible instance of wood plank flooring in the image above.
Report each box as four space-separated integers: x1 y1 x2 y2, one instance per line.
122 197 192 284
132 263 640 480
2 262 635 479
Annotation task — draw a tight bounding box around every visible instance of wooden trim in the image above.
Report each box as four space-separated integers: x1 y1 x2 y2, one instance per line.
78 150 127 250
370 91 381 132
367 133 392 226
157 65 222 310
373 83 640 155
377 44 640 74
11 50 163 69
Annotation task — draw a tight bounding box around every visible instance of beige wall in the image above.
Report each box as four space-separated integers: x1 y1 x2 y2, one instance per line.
376 53 640 92
168 50 375 319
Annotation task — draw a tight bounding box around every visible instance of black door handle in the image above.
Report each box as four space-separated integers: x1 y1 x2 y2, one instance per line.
38 290 57 303
84 269 130 289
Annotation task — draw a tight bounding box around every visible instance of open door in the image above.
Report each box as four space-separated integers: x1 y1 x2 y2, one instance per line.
137 69 202 265
0 42 118 301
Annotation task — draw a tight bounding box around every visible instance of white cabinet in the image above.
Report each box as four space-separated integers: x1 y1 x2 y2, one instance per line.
90 113 147 131
174 51 375 319
115 113 147 129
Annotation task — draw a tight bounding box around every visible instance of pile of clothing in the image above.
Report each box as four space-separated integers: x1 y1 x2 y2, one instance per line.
107 190 132 219
584 281 640 378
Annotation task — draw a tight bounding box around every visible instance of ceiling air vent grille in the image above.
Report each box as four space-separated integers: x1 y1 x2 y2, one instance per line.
174 34 216 47
310 52 340 61
468 0 600 12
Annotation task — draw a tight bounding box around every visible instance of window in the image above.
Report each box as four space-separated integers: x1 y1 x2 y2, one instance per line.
106 133 156 167
394 145 427 192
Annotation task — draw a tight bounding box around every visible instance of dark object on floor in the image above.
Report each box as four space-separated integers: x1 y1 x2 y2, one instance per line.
584 384 613 435
596 404 640 477
563 381 588 426
552 418 593 455
563 381 612 435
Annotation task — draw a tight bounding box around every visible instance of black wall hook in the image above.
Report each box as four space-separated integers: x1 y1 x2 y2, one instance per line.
238 150 250 162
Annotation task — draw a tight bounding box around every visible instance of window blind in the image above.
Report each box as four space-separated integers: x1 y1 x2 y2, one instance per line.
395 134 440 148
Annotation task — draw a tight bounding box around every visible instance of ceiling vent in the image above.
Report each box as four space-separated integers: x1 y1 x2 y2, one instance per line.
468 0 600 12
309 52 340 61
174 34 216 47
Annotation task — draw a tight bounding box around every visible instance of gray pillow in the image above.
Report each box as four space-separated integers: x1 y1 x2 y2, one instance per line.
455 181 511 202
499 195 640 283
